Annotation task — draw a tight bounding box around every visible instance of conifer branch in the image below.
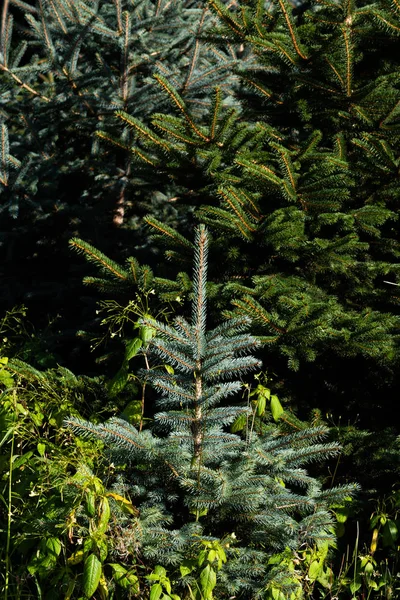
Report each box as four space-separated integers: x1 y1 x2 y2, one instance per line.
144 217 194 249
231 297 287 334
340 25 353 97
0 62 50 101
69 238 129 281
154 74 210 141
208 0 244 35
1 3 11 68
182 6 207 93
115 111 171 150
192 224 209 347
276 0 308 59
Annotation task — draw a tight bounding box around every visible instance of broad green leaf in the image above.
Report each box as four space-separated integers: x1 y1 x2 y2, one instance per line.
263 387 271 400
97 536 108 562
12 451 33 470
350 580 361 594
85 490 96 517
317 566 333 589
37 442 46 457
199 564 216 598
162 576 172 594
109 564 139 592
139 318 157 343
15 402 28 415
334 506 349 523
308 560 322 581
97 496 111 533
370 515 380 528
31 410 44 426
197 549 207 567
382 519 398 547
45 537 62 557
256 394 266 416
217 546 226 561
28 537 62 575
207 549 217 563
150 583 163 600
83 554 102 598
360 556 371 568
270 395 284 421
125 337 142 361
121 400 142 425
0 370 14 388
83 538 94 554
109 562 126 578
363 561 374 574
217 546 227 567
271 587 286 600
180 559 196 577
368 580 378 590
230 412 247 433
108 364 129 396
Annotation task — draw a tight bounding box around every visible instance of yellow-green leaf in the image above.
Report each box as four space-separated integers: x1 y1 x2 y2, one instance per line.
256 394 266 416
150 583 163 600
231 412 247 433
270 395 284 421
199 564 216 598
83 554 102 598
37 442 46 457
85 490 96 517
125 338 142 361
106 492 139 516
308 560 322 581
109 564 140 592
67 550 85 565
97 496 111 533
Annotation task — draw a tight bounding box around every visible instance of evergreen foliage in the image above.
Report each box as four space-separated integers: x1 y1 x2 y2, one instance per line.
1 0 399 594
84 0 400 427
0 0 245 326
66 226 357 598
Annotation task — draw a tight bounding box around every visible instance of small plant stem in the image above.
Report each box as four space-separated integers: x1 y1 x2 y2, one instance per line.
352 521 359 598
140 353 150 432
5 390 17 600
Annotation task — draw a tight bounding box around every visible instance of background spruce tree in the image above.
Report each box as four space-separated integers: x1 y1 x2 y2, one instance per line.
65 226 356 599
0 0 248 365
88 0 400 430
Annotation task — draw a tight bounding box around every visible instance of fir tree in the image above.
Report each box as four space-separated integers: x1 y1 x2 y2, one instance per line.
0 0 246 331
65 226 356 598
0 0 245 224
89 0 400 426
